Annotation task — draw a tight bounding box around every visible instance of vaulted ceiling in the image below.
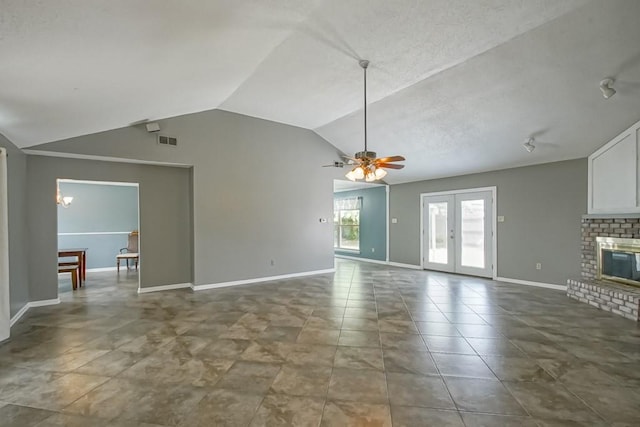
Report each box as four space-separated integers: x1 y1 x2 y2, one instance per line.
2 0 640 183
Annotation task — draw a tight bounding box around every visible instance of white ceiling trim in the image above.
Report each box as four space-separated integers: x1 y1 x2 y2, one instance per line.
23 150 192 168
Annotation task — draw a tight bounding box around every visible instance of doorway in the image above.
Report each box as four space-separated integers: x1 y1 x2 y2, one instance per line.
421 187 496 278
57 179 140 293
0 148 9 342
333 179 389 262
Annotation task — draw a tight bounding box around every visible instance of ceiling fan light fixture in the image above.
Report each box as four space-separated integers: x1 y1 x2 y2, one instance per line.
346 166 366 181
599 78 616 99
374 168 387 179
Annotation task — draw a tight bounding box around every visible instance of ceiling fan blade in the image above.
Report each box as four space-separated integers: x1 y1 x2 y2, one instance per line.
377 163 405 170
322 161 345 168
376 155 405 163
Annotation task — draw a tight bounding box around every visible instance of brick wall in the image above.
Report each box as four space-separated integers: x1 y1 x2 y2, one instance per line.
580 217 640 280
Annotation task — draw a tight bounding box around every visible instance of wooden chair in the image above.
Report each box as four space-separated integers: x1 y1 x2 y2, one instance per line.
58 264 80 290
117 231 139 272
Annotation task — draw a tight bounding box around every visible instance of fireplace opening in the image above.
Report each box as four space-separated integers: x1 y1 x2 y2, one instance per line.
602 250 640 282
596 237 640 287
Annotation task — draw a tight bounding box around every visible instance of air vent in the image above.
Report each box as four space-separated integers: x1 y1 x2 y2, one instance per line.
157 135 177 147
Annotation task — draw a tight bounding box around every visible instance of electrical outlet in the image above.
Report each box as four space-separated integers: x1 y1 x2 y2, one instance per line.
536 263 542 270
371 248 375 253
270 260 275 266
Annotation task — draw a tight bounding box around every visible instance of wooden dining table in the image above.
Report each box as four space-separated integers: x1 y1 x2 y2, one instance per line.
58 248 88 285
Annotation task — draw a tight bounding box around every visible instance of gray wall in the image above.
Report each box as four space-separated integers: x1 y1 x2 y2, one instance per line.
335 186 387 261
58 182 138 269
29 109 342 286
389 158 587 285
0 134 30 317
27 156 192 300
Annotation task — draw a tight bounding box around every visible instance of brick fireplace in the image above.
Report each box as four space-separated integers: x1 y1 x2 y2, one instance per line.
566 216 640 321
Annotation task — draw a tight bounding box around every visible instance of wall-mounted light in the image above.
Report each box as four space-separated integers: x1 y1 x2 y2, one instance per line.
56 184 73 208
599 78 616 99
523 137 536 153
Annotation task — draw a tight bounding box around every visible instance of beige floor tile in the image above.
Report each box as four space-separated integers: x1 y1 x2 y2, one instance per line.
0 260 635 426
391 406 464 427
249 393 325 427
386 373 456 409
445 377 527 415
0 404 56 427
333 346 384 370
327 368 387 403
178 388 263 426
270 364 332 397
320 400 391 427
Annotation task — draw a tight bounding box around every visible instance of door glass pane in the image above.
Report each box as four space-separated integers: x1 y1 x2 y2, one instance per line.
428 202 448 264
460 199 485 268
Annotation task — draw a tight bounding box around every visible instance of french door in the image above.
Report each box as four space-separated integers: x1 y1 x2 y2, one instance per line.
422 189 494 278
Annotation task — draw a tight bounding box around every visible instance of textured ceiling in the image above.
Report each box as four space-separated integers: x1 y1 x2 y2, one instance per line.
2 0 640 183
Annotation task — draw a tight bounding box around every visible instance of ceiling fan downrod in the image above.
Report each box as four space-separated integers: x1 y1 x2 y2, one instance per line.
360 59 369 154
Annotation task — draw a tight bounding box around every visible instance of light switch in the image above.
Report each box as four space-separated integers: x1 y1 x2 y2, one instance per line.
391 218 398 224
497 216 505 223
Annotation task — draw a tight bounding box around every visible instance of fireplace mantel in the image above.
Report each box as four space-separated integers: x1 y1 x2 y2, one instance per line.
583 213 640 219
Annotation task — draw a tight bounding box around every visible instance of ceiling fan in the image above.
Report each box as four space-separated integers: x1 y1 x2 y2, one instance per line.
342 60 405 182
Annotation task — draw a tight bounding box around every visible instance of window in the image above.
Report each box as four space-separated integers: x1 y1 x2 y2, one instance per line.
334 197 361 251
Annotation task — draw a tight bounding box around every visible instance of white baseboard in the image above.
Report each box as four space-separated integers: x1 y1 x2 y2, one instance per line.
193 268 336 291
335 255 423 271
495 276 566 291
9 304 29 327
137 283 192 294
10 298 61 327
388 261 423 270
335 255 389 266
87 267 118 272
29 298 61 308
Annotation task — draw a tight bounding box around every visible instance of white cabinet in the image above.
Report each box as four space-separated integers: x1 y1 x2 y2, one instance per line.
588 119 640 214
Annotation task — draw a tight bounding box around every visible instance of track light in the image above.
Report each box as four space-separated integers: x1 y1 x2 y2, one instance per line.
599 78 616 99
523 137 535 153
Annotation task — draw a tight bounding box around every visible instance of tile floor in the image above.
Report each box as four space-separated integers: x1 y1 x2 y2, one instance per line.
1 259 640 426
